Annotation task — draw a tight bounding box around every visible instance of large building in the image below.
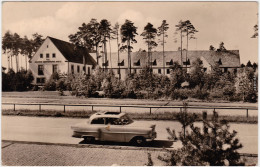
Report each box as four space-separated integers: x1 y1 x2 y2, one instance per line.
90 50 241 79
29 37 96 85
29 36 241 84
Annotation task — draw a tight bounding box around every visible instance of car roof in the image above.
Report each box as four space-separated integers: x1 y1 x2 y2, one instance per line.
89 112 126 121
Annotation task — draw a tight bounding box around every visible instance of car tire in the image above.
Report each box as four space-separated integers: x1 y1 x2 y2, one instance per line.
132 137 145 146
83 136 94 143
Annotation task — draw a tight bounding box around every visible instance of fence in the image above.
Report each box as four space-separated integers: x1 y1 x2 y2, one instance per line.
2 103 258 117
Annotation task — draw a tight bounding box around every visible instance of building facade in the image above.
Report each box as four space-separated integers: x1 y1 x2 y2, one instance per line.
29 37 96 85
90 50 241 79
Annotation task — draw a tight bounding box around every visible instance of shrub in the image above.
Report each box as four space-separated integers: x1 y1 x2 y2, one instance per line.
2 69 34 91
158 111 245 166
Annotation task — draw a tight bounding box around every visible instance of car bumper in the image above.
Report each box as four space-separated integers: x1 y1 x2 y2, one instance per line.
146 132 157 142
72 131 83 138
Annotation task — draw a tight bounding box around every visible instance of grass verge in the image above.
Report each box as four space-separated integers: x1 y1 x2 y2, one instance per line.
2 109 257 124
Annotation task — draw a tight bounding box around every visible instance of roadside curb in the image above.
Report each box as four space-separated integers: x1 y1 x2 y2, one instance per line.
1 140 170 152
2 140 258 157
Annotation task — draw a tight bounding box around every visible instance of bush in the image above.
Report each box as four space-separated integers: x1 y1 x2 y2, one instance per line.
2 69 34 91
158 111 245 166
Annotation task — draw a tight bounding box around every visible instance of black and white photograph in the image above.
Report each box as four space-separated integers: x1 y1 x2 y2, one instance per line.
1 1 258 166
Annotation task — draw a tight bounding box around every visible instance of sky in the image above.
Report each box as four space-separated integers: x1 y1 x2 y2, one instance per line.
1 1 258 70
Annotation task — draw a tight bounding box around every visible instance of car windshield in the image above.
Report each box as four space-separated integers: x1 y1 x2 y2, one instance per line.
119 114 134 125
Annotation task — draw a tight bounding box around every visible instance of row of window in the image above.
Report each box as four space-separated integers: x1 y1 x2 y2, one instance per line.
38 64 91 75
40 53 56 59
116 68 171 75
70 65 91 75
38 65 58 75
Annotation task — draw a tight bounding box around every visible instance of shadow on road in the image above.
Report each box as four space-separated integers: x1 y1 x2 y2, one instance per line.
78 139 174 148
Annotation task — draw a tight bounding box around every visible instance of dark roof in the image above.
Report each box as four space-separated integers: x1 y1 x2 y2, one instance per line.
91 50 240 68
48 36 97 66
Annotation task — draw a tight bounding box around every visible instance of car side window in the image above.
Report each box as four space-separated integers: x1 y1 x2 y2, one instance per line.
105 118 121 125
91 118 105 124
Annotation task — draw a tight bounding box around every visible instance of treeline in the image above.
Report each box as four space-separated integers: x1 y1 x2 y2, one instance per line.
69 19 198 74
2 31 44 71
42 59 257 103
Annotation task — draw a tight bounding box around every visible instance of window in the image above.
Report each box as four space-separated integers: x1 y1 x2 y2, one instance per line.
158 69 161 74
40 54 43 58
167 69 170 74
88 67 90 75
36 78 45 84
47 45 48 48
52 53 56 58
46 53 49 59
71 65 74 74
83 66 86 72
53 65 58 74
38 65 44 75
91 118 105 124
224 67 228 73
77 65 80 73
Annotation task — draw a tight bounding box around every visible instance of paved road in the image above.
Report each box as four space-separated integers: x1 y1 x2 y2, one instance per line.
2 116 258 154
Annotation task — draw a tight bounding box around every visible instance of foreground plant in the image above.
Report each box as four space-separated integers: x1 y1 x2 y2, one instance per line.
158 111 245 166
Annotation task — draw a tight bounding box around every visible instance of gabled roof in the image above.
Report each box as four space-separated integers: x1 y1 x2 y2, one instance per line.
90 50 240 68
48 36 97 66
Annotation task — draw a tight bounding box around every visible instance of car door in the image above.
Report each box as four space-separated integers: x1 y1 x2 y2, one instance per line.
100 118 125 142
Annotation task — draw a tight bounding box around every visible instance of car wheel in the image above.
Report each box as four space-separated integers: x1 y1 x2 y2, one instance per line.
132 137 145 146
83 136 94 143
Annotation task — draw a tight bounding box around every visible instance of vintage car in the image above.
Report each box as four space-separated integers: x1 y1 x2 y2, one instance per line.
71 112 157 145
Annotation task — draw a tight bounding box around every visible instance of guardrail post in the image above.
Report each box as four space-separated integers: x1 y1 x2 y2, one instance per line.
180 107 182 112
213 108 216 112
120 106 122 113
64 105 66 113
92 105 94 111
150 108 152 115
39 104 41 112
14 104 15 111
246 109 249 118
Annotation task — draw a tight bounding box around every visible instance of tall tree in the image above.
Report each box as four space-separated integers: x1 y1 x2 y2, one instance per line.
217 42 226 52
112 22 121 79
99 19 111 70
120 19 138 74
12 33 21 72
175 20 186 67
20 36 30 71
209 45 215 51
251 24 258 38
2 31 13 70
69 19 101 65
183 20 198 68
158 20 169 75
31 33 44 53
141 22 158 69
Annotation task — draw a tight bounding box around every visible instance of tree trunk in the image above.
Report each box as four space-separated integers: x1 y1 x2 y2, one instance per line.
7 52 10 71
25 55 28 71
104 38 107 71
109 38 112 69
186 31 188 69
163 31 165 75
10 55 13 69
180 30 183 67
15 55 19 72
96 44 99 66
117 35 121 80
127 38 131 74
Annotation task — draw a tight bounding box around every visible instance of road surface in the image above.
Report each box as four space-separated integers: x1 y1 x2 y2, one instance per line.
2 115 257 154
